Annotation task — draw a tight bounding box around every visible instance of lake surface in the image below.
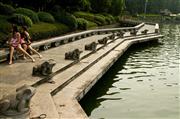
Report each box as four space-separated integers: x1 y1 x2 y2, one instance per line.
80 24 180 119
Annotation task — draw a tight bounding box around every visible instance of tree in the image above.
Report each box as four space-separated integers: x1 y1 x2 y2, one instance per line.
111 0 125 16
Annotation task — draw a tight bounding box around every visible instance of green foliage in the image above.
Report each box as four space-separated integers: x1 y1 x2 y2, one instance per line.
8 14 33 27
103 13 116 23
38 12 55 23
54 0 91 11
0 15 11 44
90 0 112 13
175 15 180 20
29 22 70 41
110 0 125 16
51 8 77 29
86 20 97 28
77 18 88 30
94 14 107 25
74 12 112 26
16 8 39 23
0 2 15 15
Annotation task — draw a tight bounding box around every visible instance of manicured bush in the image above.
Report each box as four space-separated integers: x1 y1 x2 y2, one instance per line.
8 14 33 27
0 2 15 15
86 21 97 29
52 10 77 29
16 8 39 23
175 15 180 20
74 12 110 26
38 12 55 23
77 18 88 30
0 15 11 33
74 12 94 22
29 22 70 41
102 13 116 23
94 14 107 25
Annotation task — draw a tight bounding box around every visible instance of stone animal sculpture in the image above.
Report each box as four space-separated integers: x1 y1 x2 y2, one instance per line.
141 29 148 35
85 42 97 52
65 49 83 60
130 29 138 36
0 85 36 116
117 31 125 38
32 59 56 76
98 37 108 45
109 34 116 40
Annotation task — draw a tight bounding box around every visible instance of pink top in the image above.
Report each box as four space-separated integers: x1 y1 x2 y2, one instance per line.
10 37 19 48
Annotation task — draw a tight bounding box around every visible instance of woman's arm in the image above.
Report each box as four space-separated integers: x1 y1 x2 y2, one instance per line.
16 32 21 44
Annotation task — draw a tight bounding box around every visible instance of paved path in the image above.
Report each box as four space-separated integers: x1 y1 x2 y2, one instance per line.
0 24 162 119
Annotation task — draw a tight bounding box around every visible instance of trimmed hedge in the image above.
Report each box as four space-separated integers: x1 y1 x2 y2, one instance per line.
86 20 97 29
52 11 77 29
94 14 107 25
74 12 94 21
29 22 70 41
102 13 116 23
16 8 39 23
77 18 88 30
38 12 55 23
8 14 33 27
74 12 108 26
0 2 15 15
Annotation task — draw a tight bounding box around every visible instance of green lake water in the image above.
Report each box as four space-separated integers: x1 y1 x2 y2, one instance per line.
80 24 180 119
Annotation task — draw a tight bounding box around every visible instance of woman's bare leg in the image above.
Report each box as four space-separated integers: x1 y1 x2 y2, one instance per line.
17 45 35 62
9 46 14 65
22 44 27 59
28 45 42 58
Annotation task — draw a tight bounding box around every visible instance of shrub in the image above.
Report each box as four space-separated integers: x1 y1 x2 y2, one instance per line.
94 14 107 25
77 18 88 30
175 15 180 20
0 15 11 34
102 13 116 23
0 2 15 15
74 12 109 26
8 14 33 27
29 22 70 41
74 12 94 21
52 10 77 29
38 12 55 23
16 8 39 23
86 20 97 29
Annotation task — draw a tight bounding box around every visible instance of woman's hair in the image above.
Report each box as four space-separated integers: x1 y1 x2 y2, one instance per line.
22 26 28 31
12 25 18 33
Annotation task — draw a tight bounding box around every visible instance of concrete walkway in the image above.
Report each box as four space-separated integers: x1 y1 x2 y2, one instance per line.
0 24 163 119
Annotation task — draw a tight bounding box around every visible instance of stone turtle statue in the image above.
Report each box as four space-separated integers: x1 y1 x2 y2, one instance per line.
85 42 97 52
0 85 36 116
65 49 83 60
130 29 138 36
109 34 116 40
141 29 149 35
32 59 56 76
98 37 108 45
117 31 125 38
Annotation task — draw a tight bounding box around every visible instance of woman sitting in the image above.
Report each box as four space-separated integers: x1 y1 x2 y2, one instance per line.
21 26 42 59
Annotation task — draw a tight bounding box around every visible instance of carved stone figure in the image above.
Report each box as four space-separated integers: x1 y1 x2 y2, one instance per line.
130 29 138 36
65 49 83 60
141 29 148 34
117 31 125 38
85 42 97 52
32 59 56 76
0 85 36 116
109 34 116 40
98 37 108 45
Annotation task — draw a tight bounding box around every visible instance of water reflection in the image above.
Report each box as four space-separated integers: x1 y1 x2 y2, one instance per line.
80 24 180 119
